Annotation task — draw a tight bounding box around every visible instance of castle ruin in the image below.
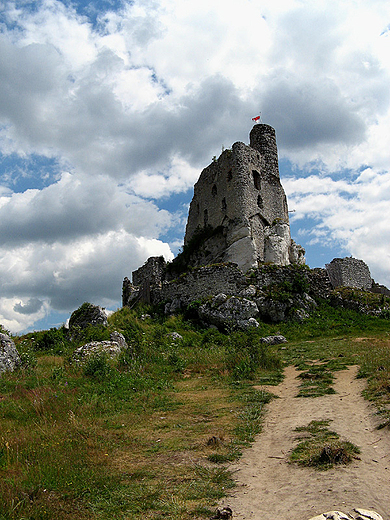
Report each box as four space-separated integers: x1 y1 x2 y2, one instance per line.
122 124 389 317
184 124 305 272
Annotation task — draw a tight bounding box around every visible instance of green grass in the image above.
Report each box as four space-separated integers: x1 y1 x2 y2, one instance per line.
294 358 350 398
0 309 281 519
0 301 389 518
289 419 361 470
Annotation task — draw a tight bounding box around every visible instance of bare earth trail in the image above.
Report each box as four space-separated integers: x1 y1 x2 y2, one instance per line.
221 366 390 519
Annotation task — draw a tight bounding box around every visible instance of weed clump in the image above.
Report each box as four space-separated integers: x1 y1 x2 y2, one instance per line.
297 364 337 397
290 420 360 470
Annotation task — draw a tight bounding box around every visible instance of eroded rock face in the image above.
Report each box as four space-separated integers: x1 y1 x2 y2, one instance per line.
198 294 259 330
256 292 317 323
0 333 20 374
109 331 127 349
290 239 306 265
353 509 383 520
264 222 291 266
72 332 128 363
69 303 108 329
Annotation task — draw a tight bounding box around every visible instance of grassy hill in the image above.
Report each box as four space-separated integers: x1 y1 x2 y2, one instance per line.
0 302 389 519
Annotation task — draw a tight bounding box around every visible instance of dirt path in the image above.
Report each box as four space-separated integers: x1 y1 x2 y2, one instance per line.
221 366 390 519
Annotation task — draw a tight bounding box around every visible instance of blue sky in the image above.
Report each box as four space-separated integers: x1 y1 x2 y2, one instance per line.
0 0 389 333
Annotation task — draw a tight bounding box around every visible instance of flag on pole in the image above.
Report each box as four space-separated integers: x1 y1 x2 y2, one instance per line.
252 115 261 122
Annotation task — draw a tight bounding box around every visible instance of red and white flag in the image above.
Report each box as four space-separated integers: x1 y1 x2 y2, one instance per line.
252 115 261 122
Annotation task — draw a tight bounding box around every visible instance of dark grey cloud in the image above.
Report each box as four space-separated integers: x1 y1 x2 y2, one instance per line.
14 298 43 315
0 38 67 147
0 32 252 179
255 6 390 153
118 75 252 172
260 78 367 149
0 173 171 246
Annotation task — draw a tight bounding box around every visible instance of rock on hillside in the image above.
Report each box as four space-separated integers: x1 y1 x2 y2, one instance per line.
72 332 129 363
0 333 20 374
69 302 108 329
198 294 260 330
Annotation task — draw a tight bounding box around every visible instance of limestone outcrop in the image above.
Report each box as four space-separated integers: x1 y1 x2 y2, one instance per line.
0 333 20 374
72 331 128 363
198 294 260 330
259 335 287 345
256 291 317 323
69 302 108 330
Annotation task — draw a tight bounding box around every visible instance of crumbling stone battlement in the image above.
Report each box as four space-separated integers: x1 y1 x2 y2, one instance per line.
123 261 246 309
132 256 166 287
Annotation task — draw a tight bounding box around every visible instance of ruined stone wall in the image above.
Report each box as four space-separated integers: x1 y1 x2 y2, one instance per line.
308 268 334 299
152 264 247 306
123 262 334 310
248 265 333 300
371 281 390 297
123 257 387 311
132 256 166 287
325 257 372 291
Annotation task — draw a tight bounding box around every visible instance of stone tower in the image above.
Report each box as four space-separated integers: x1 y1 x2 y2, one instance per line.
184 124 305 272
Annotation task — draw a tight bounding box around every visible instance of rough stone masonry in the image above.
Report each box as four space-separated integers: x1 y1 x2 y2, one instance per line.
184 124 305 272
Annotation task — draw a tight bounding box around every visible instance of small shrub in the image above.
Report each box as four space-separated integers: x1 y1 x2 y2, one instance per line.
184 299 203 322
167 352 185 373
201 328 227 347
292 273 309 294
34 327 66 353
117 346 135 369
69 324 111 345
50 365 65 380
83 352 111 379
207 453 231 463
